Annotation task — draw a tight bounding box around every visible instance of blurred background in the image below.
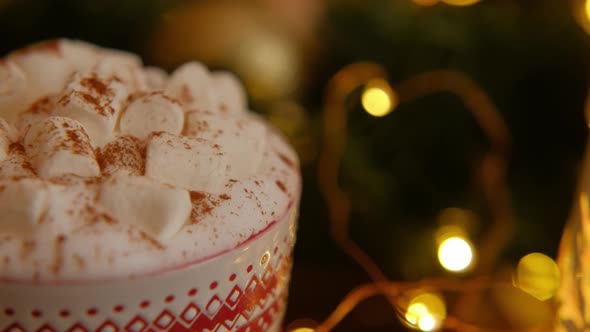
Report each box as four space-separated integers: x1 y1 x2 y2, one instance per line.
1 0 589 331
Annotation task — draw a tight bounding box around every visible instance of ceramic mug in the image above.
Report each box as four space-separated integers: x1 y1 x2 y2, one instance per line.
0 201 298 332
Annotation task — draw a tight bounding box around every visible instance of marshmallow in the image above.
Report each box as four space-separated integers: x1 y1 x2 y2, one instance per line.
16 95 56 135
0 178 48 235
143 67 168 90
211 71 247 113
0 132 10 163
93 56 147 92
184 111 266 178
99 135 144 176
119 92 184 140
0 60 29 121
54 73 129 146
0 143 36 178
0 117 19 142
0 118 18 162
165 62 217 111
99 173 191 241
145 132 229 192
24 116 100 179
7 40 74 104
59 39 102 72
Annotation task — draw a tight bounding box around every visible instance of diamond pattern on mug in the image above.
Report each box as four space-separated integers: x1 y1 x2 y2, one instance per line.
180 303 200 324
34 324 56 332
2 323 24 332
153 310 174 330
225 285 243 307
65 323 88 332
96 321 118 332
124 316 148 332
206 295 222 316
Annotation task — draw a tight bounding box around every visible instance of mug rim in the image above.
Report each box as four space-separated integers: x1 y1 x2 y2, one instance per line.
0 178 301 286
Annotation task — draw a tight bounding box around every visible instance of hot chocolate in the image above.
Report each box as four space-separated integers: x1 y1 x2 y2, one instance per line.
0 39 300 332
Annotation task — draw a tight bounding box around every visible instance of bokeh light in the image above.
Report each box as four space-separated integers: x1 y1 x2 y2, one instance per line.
442 0 481 6
437 236 474 272
586 0 590 22
289 328 315 332
404 292 446 331
514 253 560 301
361 79 398 117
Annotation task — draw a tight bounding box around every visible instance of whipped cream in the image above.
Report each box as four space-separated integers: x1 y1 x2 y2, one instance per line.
0 39 299 281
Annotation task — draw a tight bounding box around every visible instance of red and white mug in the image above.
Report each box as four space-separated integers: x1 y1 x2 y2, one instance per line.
0 203 298 332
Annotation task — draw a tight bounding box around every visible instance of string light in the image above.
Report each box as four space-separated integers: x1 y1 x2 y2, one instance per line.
404 292 446 331
514 253 560 301
315 63 518 331
437 236 474 272
442 0 481 6
361 79 398 117
290 328 315 332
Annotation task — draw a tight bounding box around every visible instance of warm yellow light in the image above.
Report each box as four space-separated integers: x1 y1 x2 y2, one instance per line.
437 236 474 272
442 0 480 6
290 329 315 332
417 314 437 331
404 293 446 331
515 253 560 301
361 79 397 117
586 0 590 23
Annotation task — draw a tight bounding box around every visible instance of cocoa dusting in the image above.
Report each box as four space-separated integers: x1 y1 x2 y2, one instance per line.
3 256 9 265
219 194 231 200
275 180 287 194
29 96 54 114
79 93 105 115
189 191 214 224
73 254 86 270
278 153 296 169
51 235 66 275
8 142 24 154
80 76 111 97
180 85 194 103
20 240 35 259
139 231 165 250
97 136 144 176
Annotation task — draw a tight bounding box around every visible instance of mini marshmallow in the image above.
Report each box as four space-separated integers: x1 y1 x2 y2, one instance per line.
0 178 48 235
165 62 217 111
0 144 36 178
143 67 168 90
7 40 74 104
119 92 184 140
0 132 10 163
211 71 247 113
184 111 266 178
93 56 147 92
100 173 191 241
0 117 19 142
0 118 18 162
99 135 144 176
16 95 56 135
54 73 129 147
145 132 229 192
59 39 102 73
24 116 100 179
0 60 29 121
